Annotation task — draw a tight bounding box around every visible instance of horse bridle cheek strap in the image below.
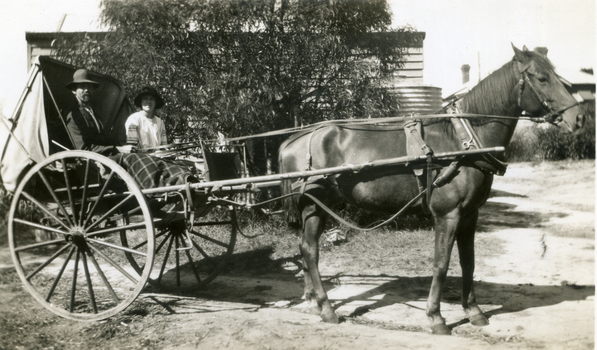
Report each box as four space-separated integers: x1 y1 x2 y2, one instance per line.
517 61 579 125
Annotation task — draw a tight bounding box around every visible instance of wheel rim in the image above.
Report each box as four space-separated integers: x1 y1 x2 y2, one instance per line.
8 151 155 320
122 206 237 292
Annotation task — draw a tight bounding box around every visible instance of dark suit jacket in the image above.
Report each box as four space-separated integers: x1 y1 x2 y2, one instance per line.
64 104 118 155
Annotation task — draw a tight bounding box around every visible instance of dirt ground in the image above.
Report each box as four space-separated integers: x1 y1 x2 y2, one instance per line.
0 160 594 350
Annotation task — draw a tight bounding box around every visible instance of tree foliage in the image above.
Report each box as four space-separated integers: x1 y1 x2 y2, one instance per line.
54 0 418 143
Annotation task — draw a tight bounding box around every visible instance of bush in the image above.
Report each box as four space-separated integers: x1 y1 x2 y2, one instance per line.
506 110 595 162
0 186 12 246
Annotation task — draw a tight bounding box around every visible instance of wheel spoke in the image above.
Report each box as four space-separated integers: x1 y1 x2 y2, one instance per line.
83 171 115 228
175 235 181 287
85 193 135 232
46 246 76 302
13 218 68 237
183 239 202 284
123 230 169 274
126 206 143 217
20 192 70 231
87 243 138 284
78 158 91 227
87 238 147 257
131 229 168 250
86 247 120 304
189 229 231 248
155 231 173 255
37 171 74 227
80 247 98 314
69 248 80 313
13 234 65 252
190 238 217 270
25 244 70 280
62 158 78 224
86 222 149 238
156 234 175 284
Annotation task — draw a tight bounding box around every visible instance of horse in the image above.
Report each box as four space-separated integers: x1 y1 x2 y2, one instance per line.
277 45 585 335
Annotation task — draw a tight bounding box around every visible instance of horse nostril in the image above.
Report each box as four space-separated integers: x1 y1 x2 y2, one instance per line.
576 114 585 128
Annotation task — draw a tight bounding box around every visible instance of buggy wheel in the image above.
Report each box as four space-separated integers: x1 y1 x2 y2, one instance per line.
121 206 237 292
8 151 155 321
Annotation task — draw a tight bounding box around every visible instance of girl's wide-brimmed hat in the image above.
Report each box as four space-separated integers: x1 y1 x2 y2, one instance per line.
134 86 165 109
66 69 100 90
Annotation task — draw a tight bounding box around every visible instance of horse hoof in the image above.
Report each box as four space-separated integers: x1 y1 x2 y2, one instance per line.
470 314 489 327
320 307 340 324
430 324 452 335
309 305 322 315
321 313 340 324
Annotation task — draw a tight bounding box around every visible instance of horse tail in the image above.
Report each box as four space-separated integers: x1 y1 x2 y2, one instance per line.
278 139 302 228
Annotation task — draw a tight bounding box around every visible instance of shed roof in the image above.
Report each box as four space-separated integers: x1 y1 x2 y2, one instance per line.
557 68 594 85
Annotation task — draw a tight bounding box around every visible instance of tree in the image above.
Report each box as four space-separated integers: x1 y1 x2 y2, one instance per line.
54 0 418 170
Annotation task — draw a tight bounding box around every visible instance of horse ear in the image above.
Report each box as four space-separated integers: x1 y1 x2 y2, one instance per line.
523 45 529 51
512 43 525 62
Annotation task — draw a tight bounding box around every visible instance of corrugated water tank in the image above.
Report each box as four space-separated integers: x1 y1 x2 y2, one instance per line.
388 84 443 116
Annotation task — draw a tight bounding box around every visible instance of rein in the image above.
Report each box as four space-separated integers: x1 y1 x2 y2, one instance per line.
222 113 529 144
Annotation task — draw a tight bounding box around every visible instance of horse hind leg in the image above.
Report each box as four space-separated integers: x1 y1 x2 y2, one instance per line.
299 197 339 324
457 210 489 327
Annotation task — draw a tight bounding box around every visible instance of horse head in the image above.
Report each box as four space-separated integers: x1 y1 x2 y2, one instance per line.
512 44 585 132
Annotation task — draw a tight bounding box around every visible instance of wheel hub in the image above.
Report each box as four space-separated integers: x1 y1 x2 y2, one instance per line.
65 227 86 247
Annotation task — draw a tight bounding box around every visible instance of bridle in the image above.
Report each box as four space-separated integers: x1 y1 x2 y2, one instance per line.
516 60 580 126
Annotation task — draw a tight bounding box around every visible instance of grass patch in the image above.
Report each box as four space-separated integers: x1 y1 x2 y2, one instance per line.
228 208 506 279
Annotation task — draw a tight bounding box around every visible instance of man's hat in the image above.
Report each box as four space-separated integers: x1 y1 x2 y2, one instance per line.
66 69 100 90
134 86 165 109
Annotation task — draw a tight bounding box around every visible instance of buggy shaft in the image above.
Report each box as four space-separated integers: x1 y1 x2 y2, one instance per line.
140 146 505 195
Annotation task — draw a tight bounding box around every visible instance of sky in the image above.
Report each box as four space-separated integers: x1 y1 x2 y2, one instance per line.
389 0 596 94
0 0 595 117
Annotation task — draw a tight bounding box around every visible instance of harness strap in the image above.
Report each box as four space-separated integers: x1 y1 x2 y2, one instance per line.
298 159 463 231
305 124 329 171
302 190 427 232
426 155 434 206
403 116 433 156
402 116 436 211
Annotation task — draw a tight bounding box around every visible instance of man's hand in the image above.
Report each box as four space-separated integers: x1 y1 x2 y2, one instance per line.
116 145 135 154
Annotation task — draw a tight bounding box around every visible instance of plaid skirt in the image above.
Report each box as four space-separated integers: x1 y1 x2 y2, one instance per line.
113 153 197 190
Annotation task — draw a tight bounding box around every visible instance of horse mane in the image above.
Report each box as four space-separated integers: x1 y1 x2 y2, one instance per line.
419 60 519 129
282 50 555 144
461 50 553 119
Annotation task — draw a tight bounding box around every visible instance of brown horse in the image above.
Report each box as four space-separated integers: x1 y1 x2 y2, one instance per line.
278 45 585 335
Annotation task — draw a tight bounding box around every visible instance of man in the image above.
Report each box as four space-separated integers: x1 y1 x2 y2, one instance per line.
64 69 194 189
64 69 132 154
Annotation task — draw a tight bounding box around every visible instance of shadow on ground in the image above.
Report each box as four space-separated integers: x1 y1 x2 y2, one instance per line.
478 189 569 231
132 245 594 333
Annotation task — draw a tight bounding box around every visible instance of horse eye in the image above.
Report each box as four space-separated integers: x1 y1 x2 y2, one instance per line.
536 75 548 83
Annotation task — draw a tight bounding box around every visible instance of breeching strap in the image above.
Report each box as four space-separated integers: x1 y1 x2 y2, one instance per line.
297 160 461 232
303 190 428 232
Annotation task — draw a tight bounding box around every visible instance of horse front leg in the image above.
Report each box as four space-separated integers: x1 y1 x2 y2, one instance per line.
457 209 489 327
426 211 458 335
299 200 339 323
